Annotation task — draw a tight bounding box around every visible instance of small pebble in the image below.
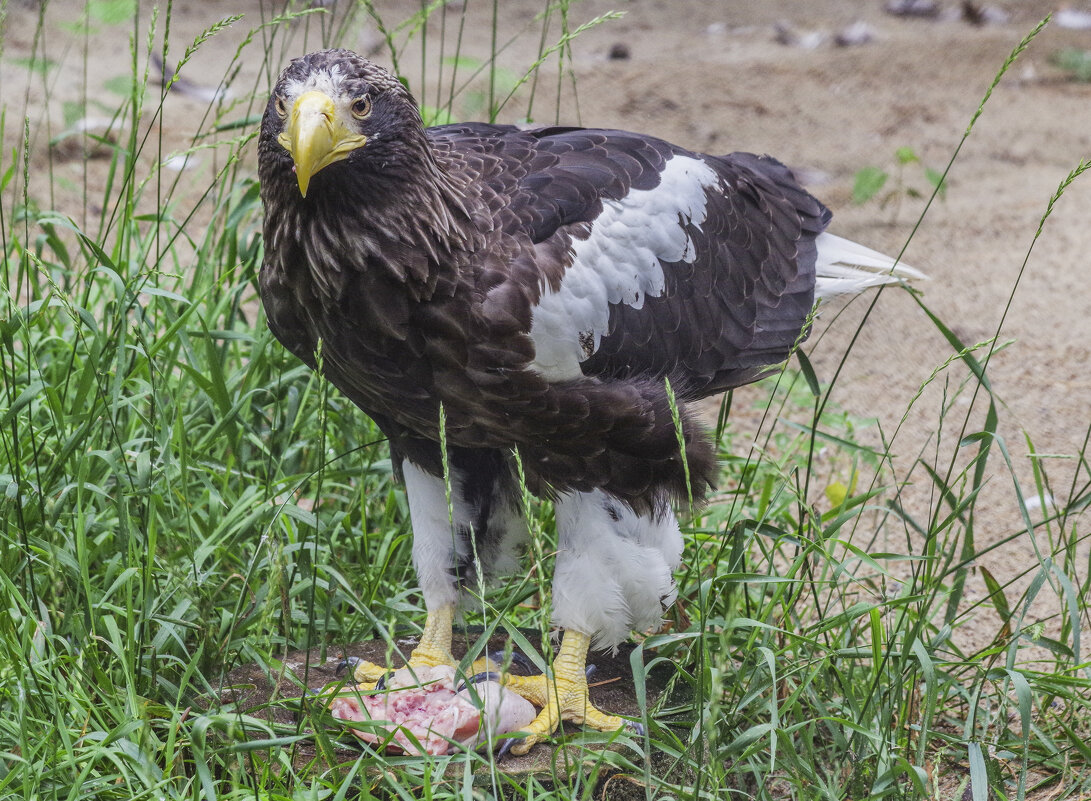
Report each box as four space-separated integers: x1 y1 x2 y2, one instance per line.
1055 8 1091 30
835 21 876 47
607 42 631 60
961 1 1010 25
774 22 825 50
885 0 941 18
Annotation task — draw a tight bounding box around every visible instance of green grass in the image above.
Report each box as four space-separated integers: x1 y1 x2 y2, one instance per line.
2 3 1089 799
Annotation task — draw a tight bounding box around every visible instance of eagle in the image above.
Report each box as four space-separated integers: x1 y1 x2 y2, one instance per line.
258 49 921 754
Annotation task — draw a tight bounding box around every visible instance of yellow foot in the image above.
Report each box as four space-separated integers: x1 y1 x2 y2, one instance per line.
346 604 493 688
500 629 640 756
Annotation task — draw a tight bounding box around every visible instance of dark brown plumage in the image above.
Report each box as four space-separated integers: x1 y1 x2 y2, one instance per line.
257 51 836 509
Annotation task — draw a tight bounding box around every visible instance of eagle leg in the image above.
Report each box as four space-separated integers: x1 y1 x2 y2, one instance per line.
499 629 635 755
351 604 497 687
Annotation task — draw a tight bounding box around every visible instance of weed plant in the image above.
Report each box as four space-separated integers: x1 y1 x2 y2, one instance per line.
0 3 1088 799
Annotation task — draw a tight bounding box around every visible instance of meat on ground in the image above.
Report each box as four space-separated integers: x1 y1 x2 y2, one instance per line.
329 664 537 755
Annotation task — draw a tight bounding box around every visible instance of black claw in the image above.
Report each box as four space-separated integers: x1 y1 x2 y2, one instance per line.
456 671 502 692
374 671 392 692
585 664 597 680
336 655 361 676
627 720 646 736
489 649 536 674
498 737 514 758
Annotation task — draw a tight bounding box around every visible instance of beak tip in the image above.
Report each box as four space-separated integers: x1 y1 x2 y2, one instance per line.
292 167 309 198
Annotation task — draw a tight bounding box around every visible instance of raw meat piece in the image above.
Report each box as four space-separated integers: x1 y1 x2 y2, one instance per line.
329 664 536 755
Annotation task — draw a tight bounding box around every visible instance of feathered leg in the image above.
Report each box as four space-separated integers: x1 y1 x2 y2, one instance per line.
500 489 681 751
350 458 468 684
352 452 527 685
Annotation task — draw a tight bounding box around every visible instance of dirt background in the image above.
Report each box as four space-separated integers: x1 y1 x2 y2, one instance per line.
3 0 1090 695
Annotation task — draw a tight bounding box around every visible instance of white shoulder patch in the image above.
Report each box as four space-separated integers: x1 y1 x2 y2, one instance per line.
527 155 721 381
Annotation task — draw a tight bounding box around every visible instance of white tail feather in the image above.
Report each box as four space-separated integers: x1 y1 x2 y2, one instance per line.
813 232 925 299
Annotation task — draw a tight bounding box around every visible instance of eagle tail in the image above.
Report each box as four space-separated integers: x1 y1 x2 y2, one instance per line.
813 232 925 299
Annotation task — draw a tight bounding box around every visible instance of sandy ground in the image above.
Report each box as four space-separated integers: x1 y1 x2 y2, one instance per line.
3 0 1090 687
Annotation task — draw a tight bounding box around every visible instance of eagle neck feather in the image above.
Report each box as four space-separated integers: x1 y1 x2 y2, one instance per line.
294 142 476 302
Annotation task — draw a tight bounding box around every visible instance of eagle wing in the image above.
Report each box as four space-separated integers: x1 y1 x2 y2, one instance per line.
431 124 831 399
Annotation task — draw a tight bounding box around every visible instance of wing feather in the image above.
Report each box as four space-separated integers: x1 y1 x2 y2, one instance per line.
452 128 831 397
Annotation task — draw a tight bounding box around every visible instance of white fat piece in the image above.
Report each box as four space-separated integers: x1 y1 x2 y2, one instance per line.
551 489 683 651
403 459 469 610
528 155 722 381
813 233 925 299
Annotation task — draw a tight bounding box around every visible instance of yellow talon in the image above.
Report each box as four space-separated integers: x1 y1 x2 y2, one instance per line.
501 629 630 755
349 659 390 687
344 616 634 754
351 604 455 685
349 604 495 686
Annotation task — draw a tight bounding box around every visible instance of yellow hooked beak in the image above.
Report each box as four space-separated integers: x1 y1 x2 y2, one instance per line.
277 90 368 198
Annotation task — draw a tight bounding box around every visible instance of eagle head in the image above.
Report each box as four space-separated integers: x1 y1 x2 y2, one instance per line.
260 49 426 198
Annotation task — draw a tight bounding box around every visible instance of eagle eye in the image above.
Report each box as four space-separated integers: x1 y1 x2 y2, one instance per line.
274 95 288 119
351 95 372 120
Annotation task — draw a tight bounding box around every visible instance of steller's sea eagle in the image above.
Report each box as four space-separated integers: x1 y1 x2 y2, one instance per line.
258 49 922 754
